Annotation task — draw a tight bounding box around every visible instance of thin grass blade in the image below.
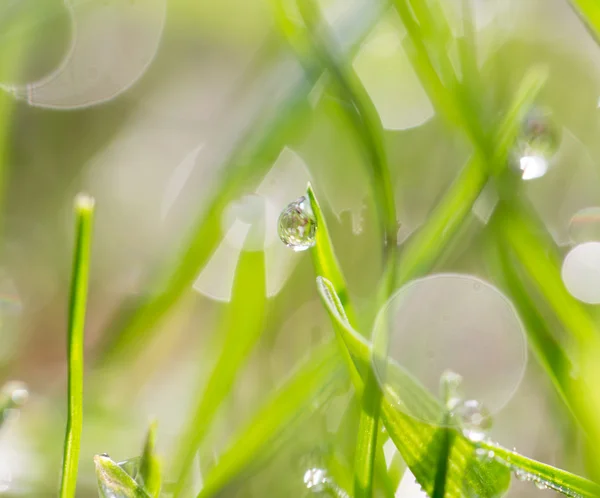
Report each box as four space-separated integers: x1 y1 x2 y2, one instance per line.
59 194 95 498
95 455 151 498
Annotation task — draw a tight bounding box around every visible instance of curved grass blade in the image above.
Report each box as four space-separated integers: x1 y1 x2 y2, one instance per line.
318 275 598 498
316 276 511 497
138 421 161 498
171 248 266 497
59 194 95 498
479 441 600 498
196 343 346 498
95 455 151 498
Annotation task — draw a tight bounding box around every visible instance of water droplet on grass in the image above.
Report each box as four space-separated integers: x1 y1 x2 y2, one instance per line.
117 456 141 479
440 369 463 411
303 467 329 493
453 399 492 442
278 196 317 251
511 108 561 180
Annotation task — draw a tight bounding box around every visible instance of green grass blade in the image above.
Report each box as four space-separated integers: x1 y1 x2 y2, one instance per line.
479 441 600 498
306 184 392 497
397 68 546 285
316 276 511 497
95 455 151 498
171 248 267 496
138 421 161 498
196 343 346 498
59 194 95 498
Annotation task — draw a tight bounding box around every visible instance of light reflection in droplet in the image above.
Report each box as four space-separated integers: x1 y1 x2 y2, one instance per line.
371 274 527 427
561 242 600 304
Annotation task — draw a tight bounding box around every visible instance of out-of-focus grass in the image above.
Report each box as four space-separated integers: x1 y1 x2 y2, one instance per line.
3 0 600 497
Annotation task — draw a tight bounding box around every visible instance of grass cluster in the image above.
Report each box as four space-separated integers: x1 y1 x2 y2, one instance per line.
3 0 600 497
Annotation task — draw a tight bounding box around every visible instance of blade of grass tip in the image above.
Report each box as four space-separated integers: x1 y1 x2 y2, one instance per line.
478 441 600 498
396 67 546 285
316 276 511 497
196 343 346 498
59 193 95 498
95 455 151 498
296 4 399 495
138 421 161 498
98 0 391 371
171 247 266 497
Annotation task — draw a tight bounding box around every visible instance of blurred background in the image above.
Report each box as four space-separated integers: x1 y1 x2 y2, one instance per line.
0 0 599 496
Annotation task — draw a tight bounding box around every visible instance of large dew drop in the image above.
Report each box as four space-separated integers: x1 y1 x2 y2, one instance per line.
278 196 317 251
511 108 561 180
453 399 493 442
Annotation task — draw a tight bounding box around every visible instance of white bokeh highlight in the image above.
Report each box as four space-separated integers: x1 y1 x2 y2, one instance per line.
1 0 166 108
562 242 600 304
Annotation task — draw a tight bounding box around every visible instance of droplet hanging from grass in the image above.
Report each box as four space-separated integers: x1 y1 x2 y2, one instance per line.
303 467 329 493
453 399 493 443
510 107 561 180
278 196 317 251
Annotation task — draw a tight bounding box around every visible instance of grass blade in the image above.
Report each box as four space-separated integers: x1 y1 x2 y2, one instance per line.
479 441 600 498
138 421 161 498
95 455 151 498
397 67 546 284
59 194 95 498
316 276 511 497
196 343 346 498
171 248 267 496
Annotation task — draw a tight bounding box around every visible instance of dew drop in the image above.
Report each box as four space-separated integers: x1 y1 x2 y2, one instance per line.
440 369 463 411
535 480 548 490
118 456 141 479
278 196 317 251
511 107 561 180
303 467 329 493
514 469 528 482
453 399 492 442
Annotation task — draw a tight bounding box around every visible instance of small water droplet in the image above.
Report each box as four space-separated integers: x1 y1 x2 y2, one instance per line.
514 469 529 482
453 399 492 442
99 453 110 458
440 369 463 411
535 480 548 490
278 196 317 251
511 107 561 180
303 467 329 493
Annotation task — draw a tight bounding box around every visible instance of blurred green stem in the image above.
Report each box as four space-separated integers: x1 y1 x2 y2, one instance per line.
59 194 95 498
